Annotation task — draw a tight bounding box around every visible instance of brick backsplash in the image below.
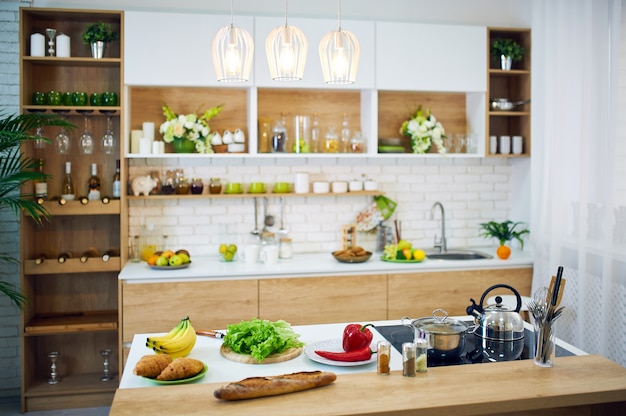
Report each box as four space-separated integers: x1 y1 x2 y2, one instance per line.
128 157 511 255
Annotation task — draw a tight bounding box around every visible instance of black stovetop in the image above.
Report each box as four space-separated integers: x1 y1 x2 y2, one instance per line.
374 324 574 367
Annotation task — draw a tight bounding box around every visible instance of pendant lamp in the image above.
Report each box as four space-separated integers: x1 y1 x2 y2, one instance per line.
319 0 360 84
212 0 254 82
265 0 308 81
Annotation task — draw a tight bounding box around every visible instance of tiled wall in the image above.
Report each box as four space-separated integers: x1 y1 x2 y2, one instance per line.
129 156 514 255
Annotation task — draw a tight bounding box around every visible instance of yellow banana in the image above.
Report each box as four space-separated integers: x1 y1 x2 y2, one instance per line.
152 319 197 356
160 338 196 359
146 316 188 344
146 318 188 348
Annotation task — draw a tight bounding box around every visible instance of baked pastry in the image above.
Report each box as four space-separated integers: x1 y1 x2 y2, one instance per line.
156 357 204 381
133 354 172 378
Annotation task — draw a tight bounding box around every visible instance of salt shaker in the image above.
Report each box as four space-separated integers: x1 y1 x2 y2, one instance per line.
402 342 416 377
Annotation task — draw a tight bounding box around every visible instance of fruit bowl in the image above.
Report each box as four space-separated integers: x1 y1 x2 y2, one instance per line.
149 262 191 270
332 251 372 264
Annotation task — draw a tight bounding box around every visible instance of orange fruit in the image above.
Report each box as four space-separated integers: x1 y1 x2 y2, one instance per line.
147 254 160 266
162 250 175 259
496 245 511 260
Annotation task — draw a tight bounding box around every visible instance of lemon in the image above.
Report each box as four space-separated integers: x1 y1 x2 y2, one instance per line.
413 249 426 261
178 253 190 264
219 244 227 254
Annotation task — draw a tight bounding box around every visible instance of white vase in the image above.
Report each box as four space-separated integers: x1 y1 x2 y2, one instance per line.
500 54 512 70
90 41 105 59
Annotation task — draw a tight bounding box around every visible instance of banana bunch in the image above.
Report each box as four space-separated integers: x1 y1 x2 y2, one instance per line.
146 316 197 359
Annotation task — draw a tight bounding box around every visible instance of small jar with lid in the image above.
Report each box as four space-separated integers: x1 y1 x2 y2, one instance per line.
261 232 276 246
209 178 222 194
350 131 366 153
279 238 293 259
175 177 190 195
324 127 339 153
190 178 204 195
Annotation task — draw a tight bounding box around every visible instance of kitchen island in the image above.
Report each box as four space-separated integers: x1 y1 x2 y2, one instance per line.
110 320 626 416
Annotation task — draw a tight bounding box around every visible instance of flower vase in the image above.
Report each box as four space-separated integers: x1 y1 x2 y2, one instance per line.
173 138 196 153
91 41 105 59
500 55 513 70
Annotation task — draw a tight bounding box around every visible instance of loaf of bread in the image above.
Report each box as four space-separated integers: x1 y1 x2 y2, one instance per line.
214 371 337 401
133 354 173 378
157 357 204 381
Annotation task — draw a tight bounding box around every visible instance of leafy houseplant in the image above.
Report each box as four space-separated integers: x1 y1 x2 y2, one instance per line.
82 21 119 45
491 38 525 62
0 111 74 309
479 220 529 260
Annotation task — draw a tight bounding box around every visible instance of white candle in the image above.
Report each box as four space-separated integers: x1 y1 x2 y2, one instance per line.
56 33 70 57
130 130 142 153
513 136 523 154
142 122 155 141
139 137 151 155
152 141 162 154
30 33 45 57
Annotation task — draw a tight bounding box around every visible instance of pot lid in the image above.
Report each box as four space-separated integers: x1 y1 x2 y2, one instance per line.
410 309 469 335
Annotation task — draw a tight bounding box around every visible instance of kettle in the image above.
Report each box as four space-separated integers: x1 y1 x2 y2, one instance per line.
466 284 525 342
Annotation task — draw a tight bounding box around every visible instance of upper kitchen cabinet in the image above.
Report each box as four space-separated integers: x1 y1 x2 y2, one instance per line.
376 22 486 92
486 27 531 158
253 16 375 89
124 11 254 87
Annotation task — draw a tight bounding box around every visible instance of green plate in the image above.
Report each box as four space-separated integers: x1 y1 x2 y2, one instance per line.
378 145 406 153
143 363 207 385
381 257 426 263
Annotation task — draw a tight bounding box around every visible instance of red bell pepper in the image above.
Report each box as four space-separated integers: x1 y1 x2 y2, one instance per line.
342 323 374 352
315 346 374 362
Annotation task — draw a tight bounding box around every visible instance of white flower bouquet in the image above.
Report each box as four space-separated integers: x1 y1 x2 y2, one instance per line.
159 104 222 154
400 106 447 154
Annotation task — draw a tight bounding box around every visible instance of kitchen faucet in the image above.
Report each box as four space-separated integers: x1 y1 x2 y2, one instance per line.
430 201 447 253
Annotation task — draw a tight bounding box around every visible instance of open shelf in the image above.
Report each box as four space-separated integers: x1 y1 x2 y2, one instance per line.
24 310 118 335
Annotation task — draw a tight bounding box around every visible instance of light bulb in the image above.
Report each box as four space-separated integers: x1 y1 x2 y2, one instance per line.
225 43 241 75
279 43 294 72
331 47 348 77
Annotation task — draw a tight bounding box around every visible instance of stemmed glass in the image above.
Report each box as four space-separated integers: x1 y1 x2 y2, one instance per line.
100 349 113 382
34 126 47 149
101 113 115 155
55 115 70 154
79 113 94 155
48 351 60 384
45 28 56 56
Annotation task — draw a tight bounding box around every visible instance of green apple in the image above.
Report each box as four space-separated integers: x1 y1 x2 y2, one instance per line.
223 252 234 261
227 244 237 254
156 255 169 267
178 253 190 264
169 254 183 266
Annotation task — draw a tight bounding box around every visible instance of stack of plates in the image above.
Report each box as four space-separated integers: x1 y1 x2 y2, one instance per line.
378 137 406 153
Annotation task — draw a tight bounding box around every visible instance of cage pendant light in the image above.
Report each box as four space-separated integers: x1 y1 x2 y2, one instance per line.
211 0 254 82
265 0 308 81
319 0 360 84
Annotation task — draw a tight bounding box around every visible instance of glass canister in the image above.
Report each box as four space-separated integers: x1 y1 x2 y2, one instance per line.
292 115 311 153
161 170 176 195
190 178 204 194
258 117 272 153
175 177 190 195
279 237 293 259
261 232 276 246
271 116 287 153
209 177 222 194
350 131 366 153
324 127 339 153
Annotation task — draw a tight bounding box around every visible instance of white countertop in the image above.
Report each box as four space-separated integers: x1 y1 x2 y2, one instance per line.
119 247 533 283
119 317 586 390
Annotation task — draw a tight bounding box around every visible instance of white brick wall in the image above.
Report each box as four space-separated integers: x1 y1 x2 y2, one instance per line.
128 157 514 255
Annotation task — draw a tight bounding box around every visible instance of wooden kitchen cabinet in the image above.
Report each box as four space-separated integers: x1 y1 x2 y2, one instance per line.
486 27 531 157
259 275 387 325
19 7 124 412
387 267 533 318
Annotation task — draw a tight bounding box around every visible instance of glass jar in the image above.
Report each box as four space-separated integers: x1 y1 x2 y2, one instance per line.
190 178 204 194
175 177 190 195
261 232 276 246
279 238 293 259
271 117 287 153
292 115 310 153
324 127 339 153
161 170 176 195
209 177 222 194
258 118 272 153
350 131 366 153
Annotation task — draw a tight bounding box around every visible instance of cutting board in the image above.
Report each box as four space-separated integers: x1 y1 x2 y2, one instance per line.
220 344 303 364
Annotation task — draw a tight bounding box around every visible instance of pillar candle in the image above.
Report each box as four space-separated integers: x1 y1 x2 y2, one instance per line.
142 122 155 141
139 137 151 155
30 33 45 57
56 33 70 57
130 130 143 153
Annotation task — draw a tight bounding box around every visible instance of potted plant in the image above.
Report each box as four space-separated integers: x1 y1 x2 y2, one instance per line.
0 111 74 308
82 21 119 59
491 38 525 70
479 220 529 260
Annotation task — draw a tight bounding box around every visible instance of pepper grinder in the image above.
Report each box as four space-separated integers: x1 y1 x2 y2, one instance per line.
48 351 60 384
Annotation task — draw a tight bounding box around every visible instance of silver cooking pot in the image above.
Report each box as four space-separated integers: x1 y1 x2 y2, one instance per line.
490 98 530 111
402 309 469 360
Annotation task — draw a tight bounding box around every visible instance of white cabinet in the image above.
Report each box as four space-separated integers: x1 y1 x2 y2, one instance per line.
253 16 376 89
376 22 486 92
124 11 254 87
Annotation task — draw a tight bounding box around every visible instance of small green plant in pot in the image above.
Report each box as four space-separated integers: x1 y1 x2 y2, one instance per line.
82 21 119 59
491 38 525 70
479 220 529 260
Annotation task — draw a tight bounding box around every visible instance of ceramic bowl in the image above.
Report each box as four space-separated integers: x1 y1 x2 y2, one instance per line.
348 181 364 192
273 182 290 193
225 182 242 194
248 182 266 194
332 181 348 193
313 181 330 194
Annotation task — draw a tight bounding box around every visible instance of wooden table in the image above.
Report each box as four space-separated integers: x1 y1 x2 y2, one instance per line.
110 355 626 416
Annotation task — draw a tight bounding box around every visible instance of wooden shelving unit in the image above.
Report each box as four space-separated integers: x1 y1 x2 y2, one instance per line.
486 27 531 157
19 7 124 412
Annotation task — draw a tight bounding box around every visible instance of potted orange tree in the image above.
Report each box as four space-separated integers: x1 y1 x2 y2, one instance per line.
479 220 529 260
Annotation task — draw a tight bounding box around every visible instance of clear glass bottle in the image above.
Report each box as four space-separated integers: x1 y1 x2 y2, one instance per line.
87 163 101 201
112 159 121 199
324 127 339 153
340 114 351 153
271 115 287 153
311 113 321 153
61 161 75 201
34 158 47 200
258 117 272 153
292 115 310 153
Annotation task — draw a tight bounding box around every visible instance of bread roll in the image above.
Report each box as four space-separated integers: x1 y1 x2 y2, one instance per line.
214 371 336 401
133 354 172 378
157 357 204 381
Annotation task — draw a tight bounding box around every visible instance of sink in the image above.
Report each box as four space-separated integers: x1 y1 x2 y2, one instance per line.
426 249 493 260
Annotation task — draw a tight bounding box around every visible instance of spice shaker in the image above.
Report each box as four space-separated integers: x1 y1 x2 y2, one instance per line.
415 338 428 373
377 341 391 375
402 342 416 377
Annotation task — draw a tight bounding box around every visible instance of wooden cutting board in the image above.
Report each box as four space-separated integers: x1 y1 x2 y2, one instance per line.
220 344 303 364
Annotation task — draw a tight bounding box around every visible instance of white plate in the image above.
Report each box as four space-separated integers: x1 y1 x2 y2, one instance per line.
304 339 376 367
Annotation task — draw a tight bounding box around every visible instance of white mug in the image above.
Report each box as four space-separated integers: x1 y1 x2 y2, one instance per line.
294 172 310 194
260 245 279 265
222 129 234 144
512 135 523 154
238 244 260 264
499 135 511 154
489 136 498 154
233 129 246 143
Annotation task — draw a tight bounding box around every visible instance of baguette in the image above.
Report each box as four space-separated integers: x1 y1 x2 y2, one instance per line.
214 371 337 401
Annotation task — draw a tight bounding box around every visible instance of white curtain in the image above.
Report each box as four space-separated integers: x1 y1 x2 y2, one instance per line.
531 0 626 367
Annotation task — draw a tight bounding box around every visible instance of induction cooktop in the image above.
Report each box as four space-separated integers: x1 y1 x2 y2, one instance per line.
373 324 574 367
